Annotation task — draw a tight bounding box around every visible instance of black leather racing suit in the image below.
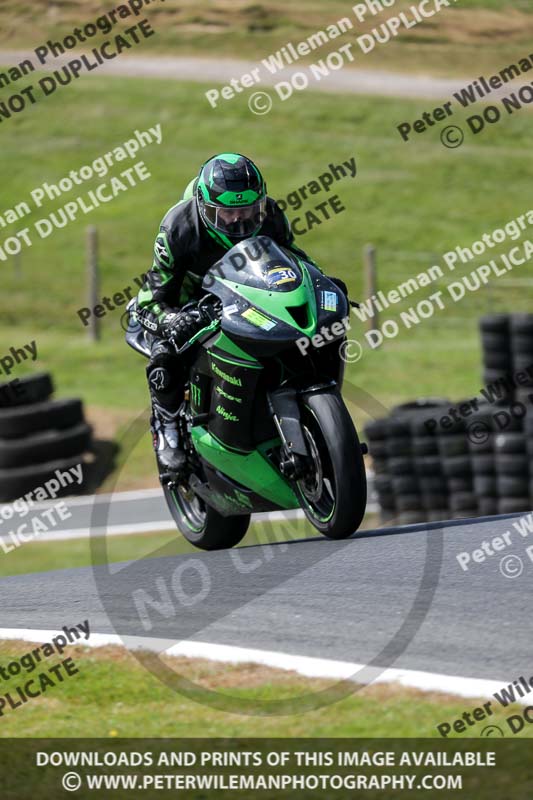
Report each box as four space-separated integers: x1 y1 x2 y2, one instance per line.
136 194 314 416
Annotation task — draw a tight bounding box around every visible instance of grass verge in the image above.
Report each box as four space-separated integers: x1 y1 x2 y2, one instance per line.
0 639 529 738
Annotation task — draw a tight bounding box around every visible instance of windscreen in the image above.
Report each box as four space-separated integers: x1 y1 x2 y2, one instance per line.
204 236 304 293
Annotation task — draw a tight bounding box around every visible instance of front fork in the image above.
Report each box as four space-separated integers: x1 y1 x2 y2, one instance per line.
267 386 330 481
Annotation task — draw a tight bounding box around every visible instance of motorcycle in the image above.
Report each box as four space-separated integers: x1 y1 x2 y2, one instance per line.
126 235 367 550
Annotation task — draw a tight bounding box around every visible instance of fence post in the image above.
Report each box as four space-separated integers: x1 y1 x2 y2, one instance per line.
363 244 378 335
86 226 100 342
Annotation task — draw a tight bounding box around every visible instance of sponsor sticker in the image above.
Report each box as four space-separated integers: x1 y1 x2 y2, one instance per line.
241 307 277 331
321 290 338 312
266 267 298 287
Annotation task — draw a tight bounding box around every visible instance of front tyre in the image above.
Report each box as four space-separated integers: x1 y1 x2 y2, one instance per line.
163 482 250 551
296 389 367 539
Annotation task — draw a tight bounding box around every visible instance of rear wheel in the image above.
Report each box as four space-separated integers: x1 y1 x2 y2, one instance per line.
163 480 250 551
295 390 367 539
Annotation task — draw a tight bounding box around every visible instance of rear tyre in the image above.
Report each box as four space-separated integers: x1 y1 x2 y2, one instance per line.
163 481 250 551
295 390 367 539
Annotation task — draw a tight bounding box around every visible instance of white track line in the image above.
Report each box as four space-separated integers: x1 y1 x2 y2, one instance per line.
0 627 516 705
0 503 378 545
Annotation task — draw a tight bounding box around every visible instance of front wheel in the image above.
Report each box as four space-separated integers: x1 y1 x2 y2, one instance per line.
163 481 250 551
295 390 367 539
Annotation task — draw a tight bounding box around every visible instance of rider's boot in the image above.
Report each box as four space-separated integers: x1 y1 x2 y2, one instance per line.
150 399 187 476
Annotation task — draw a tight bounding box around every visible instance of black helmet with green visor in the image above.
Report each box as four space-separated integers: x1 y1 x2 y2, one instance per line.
196 153 267 246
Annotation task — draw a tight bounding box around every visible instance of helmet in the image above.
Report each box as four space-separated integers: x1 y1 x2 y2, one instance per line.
196 153 267 243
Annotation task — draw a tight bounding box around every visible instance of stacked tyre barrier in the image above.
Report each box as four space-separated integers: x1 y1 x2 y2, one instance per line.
0 373 92 502
366 312 533 523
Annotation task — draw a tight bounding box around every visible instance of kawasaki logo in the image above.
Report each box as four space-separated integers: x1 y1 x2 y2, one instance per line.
212 362 243 386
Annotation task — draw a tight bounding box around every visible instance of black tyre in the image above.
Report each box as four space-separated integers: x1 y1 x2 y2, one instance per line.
510 314 533 336
494 432 526 455
418 476 446 493
0 399 83 439
412 436 438 456
471 454 496 475
484 350 512 370
496 476 529 497
483 368 512 386
413 456 442 476
0 456 88 502
374 475 393 493
391 398 449 415
473 475 497 496
368 440 388 459
295 390 367 539
422 494 449 511
164 483 250 550
386 437 412 457
511 334 533 356
478 497 498 517
495 453 528 476
480 314 510 334
516 388 533 409
0 422 92 469
371 457 388 475
388 457 414 476
397 494 423 512
450 492 477 512
448 477 473 493
0 372 53 408
410 412 444 436
498 498 532 515
491 406 523 432
438 434 469 457
378 494 396 511
442 455 472 477
387 418 412 438
391 475 419 494
513 355 533 382
364 419 390 441
481 331 509 353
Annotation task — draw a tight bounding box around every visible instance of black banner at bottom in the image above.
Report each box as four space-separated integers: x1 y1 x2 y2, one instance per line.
0 738 532 798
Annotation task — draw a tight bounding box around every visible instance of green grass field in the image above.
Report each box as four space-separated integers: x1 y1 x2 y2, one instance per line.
1 1 533 77
0 637 530 738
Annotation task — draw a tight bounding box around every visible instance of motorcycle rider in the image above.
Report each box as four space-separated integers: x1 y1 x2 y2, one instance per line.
136 153 347 474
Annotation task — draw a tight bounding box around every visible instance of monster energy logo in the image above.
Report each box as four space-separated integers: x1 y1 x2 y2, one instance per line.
216 404 239 423
212 362 243 386
191 384 202 407
216 386 242 404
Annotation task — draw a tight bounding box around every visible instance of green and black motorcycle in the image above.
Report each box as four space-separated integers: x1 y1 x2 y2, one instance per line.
126 236 367 550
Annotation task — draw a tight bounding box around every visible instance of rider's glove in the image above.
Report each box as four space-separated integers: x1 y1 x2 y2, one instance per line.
161 306 212 349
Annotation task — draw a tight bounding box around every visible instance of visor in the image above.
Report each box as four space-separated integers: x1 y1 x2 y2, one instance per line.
203 198 267 238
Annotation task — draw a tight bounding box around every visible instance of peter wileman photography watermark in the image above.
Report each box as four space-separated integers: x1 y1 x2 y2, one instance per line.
0 124 162 261
0 0 165 125
276 157 356 236
422 362 533 437
0 620 90 718
349 209 533 355
455 510 533 581
0 464 84 554
0 339 38 378
397 49 533 146
437 666 533 738
205 0 458 114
